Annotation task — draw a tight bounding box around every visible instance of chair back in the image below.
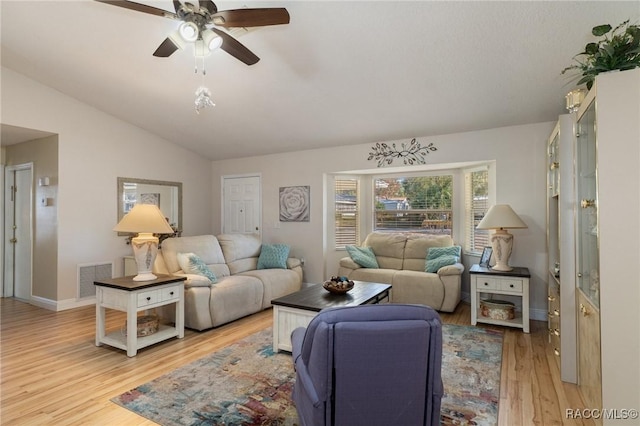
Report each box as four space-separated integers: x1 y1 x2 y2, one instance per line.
292 304 443 426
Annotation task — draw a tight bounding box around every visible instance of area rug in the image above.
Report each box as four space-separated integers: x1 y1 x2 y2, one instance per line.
112 324 503 426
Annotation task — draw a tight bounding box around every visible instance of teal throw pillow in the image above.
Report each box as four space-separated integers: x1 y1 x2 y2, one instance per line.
346 245 379 269
425 254 459 273
177 252 217 283
427 245 462 260
258 244 290 269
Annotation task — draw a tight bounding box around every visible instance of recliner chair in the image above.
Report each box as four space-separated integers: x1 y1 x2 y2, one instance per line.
291 304 443 426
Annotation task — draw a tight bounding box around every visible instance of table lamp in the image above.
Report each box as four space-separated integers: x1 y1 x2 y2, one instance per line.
113 204 175 281
476 204 528 271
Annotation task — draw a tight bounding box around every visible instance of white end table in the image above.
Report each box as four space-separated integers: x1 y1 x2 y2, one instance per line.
94 274 186 357
469 264 530 333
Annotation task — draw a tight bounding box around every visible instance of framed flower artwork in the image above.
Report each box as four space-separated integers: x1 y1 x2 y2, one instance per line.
279 186 310 222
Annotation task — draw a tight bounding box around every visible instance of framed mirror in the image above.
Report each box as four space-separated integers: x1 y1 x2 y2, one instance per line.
117 177 182 236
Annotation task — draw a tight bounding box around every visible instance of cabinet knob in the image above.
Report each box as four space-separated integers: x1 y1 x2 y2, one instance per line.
484 282 489 286
169 291 174 296
579 303 590 316
509 284 514 288
554 348 560 357
580 199 596 209
146 297 151 301
548 295 556 302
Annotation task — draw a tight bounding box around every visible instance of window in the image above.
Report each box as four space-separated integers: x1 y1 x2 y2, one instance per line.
335 178 359 248
464 169 489 253
374 175 453 235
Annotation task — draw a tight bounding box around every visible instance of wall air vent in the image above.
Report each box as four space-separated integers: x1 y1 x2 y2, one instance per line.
77 262 113 299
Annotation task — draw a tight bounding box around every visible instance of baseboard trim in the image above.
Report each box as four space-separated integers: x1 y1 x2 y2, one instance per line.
29 295 96 312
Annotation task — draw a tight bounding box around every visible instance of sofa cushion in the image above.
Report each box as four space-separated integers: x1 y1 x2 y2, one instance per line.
425 255 459 273
363 232 406 269
426 245 461 260
403 234 454 271
218 233 262 274
346 245 379 268
257 244 290 269
161 235 230 277
177 252 218 283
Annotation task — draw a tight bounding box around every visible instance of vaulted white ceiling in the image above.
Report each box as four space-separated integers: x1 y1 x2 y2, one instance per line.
2 1 638 159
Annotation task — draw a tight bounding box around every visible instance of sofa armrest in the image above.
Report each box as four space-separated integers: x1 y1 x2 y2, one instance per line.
437 262 464 276
287 257 302 269
173 272 214 288
339 256 361 270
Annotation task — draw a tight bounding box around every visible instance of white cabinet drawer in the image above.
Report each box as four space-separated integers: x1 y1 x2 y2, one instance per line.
137 289 160 307
477 278 498 290
500 279 523 292
161 285 181 302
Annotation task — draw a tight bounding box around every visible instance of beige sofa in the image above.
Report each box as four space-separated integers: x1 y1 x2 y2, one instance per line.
155 234 303 330
337 232 463 312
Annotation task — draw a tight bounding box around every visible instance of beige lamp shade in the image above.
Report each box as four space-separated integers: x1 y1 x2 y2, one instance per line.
114 204 174 281
476 204 528 230
476 204 527 272
113 204 174 234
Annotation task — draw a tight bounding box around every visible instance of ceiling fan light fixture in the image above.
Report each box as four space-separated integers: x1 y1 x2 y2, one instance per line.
194 39 211 58
201 29 223 51
168 30 187 50
178 21 199 42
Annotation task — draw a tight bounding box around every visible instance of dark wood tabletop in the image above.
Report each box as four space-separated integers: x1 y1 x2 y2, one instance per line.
93 274 186 291
469 264 530 278
271 281 392 312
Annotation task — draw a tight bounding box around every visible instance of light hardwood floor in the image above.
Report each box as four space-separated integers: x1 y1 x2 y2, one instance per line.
0 298 591 425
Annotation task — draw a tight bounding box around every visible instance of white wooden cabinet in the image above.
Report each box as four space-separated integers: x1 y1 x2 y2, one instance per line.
546 114 577 384
470 264 530 333
94 275 185 357
550 69 640 422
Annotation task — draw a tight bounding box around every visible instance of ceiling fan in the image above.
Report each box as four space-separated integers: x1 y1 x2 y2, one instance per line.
95 0 290 65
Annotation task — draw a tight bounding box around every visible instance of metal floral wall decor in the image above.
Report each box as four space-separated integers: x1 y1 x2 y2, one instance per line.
368 138 438 167
279 186 310 222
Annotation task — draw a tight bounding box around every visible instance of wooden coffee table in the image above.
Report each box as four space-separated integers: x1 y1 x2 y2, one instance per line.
271 281 392 352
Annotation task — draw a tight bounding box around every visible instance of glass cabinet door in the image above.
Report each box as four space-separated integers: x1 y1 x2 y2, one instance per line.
575 99 599 307
548 131 560 197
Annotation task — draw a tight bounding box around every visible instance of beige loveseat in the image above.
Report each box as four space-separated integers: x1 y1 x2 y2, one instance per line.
337 232 463 312
155 234 303 330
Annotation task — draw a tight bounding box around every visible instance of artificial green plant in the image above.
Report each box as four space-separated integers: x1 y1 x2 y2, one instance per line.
562 20 640 89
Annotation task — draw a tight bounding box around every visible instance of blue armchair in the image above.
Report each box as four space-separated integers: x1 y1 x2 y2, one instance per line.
291 304 443 426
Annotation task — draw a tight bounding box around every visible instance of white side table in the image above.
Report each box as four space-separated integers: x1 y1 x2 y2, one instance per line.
94 274 186 357
469 264 530 333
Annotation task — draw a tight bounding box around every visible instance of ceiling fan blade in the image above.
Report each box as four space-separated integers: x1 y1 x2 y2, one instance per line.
201 0 218 15
211 8 290 28
172 0 181 13
211 28 259 65
94 0 178 19
153 37 180 57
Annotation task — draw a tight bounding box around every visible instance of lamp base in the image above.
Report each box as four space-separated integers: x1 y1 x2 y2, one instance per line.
133 272 158 282
130 233 159 282
490 229 514 272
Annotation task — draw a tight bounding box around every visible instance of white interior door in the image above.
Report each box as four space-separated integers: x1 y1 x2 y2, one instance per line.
3 164 33 300
223 175 261 235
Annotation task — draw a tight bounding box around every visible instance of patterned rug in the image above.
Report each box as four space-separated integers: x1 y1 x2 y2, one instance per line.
112 324 503 426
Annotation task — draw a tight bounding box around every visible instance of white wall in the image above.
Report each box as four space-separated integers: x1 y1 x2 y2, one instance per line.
1 67 213 309
211 121 554 318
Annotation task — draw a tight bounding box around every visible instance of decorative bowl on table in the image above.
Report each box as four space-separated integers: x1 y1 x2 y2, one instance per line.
323 276 355 294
